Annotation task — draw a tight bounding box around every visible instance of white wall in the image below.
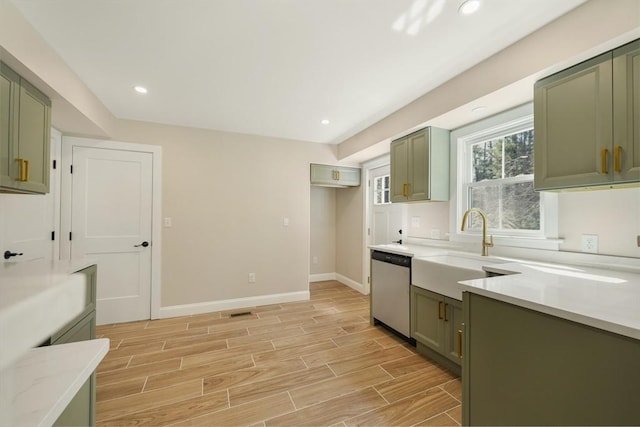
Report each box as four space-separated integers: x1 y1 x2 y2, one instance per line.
310 186 336 276
112 120 341 307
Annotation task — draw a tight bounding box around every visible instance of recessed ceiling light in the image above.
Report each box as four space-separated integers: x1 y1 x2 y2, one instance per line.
458 0 480 15
133 85 148 94
471 105 488 114
321 119 330 125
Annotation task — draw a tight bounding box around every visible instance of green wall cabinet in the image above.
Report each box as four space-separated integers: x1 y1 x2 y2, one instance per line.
310 163 361 187
52 265 98 427
462 292 640 426
0 61 51 194
534 38 640 190
411 286 463 371
390 127 450 202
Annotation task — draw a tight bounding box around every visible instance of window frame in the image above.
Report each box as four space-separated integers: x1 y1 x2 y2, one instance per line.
460 116 542 237
373 174 391 205
450 103 561 251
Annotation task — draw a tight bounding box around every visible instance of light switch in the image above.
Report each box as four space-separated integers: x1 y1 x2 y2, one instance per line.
283 217 289 227
164 217 172 227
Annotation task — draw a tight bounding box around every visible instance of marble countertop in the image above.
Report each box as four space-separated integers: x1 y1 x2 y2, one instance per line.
0 259 97 371
459 260 640 340
1 338 109 426
369 243 448 258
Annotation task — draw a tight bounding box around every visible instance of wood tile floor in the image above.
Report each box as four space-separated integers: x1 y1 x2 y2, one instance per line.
95 280 462 426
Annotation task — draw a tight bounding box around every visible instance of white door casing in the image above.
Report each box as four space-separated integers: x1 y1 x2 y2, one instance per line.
370 165 405 246
61 137 162 325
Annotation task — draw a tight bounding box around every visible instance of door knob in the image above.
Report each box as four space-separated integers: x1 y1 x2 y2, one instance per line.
4 251 24 260
134 241 150 248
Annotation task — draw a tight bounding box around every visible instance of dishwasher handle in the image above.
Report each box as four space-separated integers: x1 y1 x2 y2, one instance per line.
371 250 411 267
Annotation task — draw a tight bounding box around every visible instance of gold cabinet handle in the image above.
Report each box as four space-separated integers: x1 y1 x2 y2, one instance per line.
614 146 622 173
601 148 608 174
457 329 463 359
15 158 28 182
402 183 409 197
444 303 449 322
336 170 340 180
437 301 443 320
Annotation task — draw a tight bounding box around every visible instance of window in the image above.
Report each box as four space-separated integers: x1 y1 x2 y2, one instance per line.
459 115 543 237
373 175 391 205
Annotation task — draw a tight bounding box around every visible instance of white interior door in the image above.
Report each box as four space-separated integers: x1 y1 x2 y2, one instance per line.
71 146 153 325
370 165 405 245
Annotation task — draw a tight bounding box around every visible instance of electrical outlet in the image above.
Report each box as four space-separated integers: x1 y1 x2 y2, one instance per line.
430 229 440 239
248 273 256 283
312 256 318 264
163 217 172 227
581 234 598 254
411 217 421 227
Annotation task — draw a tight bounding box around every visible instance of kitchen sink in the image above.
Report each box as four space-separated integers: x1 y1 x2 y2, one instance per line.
412 254 507 300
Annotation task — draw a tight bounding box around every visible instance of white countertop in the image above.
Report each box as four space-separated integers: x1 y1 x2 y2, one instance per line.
0 338 109 427
369 243 448 258
459 260 640 340
370 243 640 340
0 259 97 372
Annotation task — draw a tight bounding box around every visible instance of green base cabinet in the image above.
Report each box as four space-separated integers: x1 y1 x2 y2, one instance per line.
52 265 98 427
411 286 463 373
390 127 450 202
462 292 640 426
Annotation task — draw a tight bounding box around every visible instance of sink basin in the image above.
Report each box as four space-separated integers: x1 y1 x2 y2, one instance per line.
412 255 504 300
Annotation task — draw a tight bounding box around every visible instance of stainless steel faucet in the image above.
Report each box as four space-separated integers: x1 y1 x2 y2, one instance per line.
460 208 494 256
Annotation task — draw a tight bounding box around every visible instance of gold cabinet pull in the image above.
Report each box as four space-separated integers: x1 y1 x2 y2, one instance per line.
614 146 622 173
601 148 608 174
444 303 449 321
457 329 463 359
437 301 443 320
402 183 409 197
336 170 340 181
15 158 28 182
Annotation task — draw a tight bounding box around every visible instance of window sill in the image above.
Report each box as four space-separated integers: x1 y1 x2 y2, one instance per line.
450 232 563 251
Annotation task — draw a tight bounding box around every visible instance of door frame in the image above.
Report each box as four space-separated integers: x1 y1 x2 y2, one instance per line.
60 137 163 320
361 154 391 295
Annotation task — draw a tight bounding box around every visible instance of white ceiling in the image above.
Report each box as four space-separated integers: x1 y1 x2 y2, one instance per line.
11 0 585 144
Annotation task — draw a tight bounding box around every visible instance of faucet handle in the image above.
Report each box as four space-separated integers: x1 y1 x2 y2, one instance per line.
485 235 494 247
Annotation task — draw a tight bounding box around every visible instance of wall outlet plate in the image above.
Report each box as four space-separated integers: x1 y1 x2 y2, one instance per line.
581 234 598 254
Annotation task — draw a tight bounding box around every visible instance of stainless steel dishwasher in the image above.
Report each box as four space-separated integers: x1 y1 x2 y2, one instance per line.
371 250 412 341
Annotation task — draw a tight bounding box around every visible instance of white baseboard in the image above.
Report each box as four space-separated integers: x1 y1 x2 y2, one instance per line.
336 274 367 295
158 291 310 319
309 273 336 282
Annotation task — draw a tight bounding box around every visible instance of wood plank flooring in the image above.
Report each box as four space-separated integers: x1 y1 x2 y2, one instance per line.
95 280 462 426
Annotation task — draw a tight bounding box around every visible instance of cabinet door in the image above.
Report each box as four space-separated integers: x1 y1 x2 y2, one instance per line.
52 311 96 427
14 79 50 194
411 286 443 351
444 297 463 364
390 137 408 202
613 39 640 183
534 52 613 190
407 129 430 201
335 166 361 186
0 63 20 189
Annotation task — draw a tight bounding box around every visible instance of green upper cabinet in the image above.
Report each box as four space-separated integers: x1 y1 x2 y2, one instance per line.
0 61 51 194
534 38 640 190
613 39 640 183
310 163 361 187
390 126 449 202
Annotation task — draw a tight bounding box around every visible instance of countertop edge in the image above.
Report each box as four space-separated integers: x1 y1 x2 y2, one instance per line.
7 338 109 427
